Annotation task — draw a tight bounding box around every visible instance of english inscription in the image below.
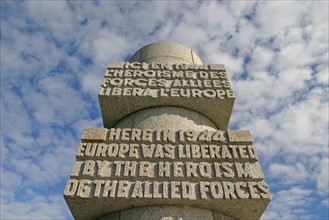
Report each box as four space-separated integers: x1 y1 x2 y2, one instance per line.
66 128 268 204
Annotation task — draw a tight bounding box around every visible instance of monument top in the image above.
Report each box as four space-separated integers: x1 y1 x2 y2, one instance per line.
98 41 235 130
129 41 203 64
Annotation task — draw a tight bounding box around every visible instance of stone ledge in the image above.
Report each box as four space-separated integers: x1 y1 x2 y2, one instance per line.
64 192 271 220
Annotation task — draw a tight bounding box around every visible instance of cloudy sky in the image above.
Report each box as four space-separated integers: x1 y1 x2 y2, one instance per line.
1 1 328 219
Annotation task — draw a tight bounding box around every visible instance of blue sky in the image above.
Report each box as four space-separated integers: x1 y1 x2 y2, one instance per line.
1 1 328 219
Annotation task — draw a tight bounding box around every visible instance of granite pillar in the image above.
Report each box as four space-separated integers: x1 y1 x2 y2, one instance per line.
64 42 271 220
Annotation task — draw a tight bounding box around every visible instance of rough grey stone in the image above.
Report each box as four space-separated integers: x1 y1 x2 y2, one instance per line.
81 128 107 141
227 130 253 144
129 41 202 65
98 206 215 220
115 106 218 131
107 62 124 69
64 42 271 220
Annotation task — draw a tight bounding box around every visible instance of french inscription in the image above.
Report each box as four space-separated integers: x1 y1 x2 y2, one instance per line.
108 62 225 72
99 62 235 99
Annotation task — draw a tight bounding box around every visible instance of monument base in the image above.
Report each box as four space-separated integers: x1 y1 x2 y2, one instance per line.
64 42 271 220
98 206 235 220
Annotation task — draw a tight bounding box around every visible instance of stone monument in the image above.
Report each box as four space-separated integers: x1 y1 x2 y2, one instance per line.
64 42 271 220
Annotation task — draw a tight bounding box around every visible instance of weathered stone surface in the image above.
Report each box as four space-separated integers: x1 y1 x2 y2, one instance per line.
65 194 269 220
227 130 253 144
129 41 203 65
115 106 218 131
81 128 107 141
98 62 235 130
64 42 271 220
99 206 227 220
64 128 271 220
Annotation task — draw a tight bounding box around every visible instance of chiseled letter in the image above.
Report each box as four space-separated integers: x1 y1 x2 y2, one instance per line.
64 179 79 196
77 179 92 198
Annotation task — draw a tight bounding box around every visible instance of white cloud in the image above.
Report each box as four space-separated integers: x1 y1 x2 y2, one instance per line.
230 18 259 55
0 171 23 203
1 1 328 219
255 1 311 37
92 30 129 63
1 195 71 220
262 188 315 220
316 157 329 196
269 163 309 184
321 198 329 208
80 71 103 95
276 43 314 71
24 1 74 41
246 46 275 73
170 23 209 47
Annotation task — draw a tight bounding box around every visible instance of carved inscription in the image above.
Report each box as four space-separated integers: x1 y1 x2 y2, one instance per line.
71 160 264 179
99 62 235 99
84 128 254 144
64 179 271 200
65 128 270 202
106 128 228 143
76 143 258 161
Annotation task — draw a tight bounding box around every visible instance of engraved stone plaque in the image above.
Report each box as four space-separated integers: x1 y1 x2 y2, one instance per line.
98 62 235 130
